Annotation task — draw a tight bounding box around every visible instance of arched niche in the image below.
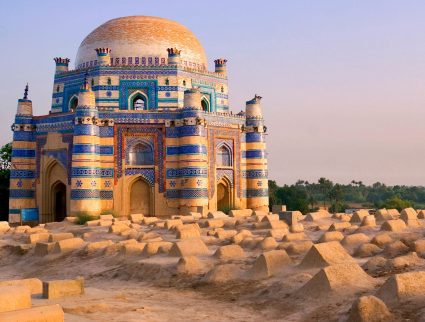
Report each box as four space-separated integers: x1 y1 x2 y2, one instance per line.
216 143 233 167
129 91 148 111
127 141 154 166
69 95 78 112
201 96 210 112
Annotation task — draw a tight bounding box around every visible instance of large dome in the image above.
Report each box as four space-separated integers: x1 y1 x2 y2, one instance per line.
75 16 207 69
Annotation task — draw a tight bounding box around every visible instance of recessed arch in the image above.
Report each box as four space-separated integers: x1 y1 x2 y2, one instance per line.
128 140 154 166
217 176 233 212
41 158 68 223
128 176 152 216
128 91 148 111
69 95 78 112
216 142 233 167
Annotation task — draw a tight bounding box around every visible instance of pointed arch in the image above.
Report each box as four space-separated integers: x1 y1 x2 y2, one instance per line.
201 96 210 112
127 140 154 166
126 175 153 216
216 142 233 167
69 95 78 112
41 158 69 223
128 91 148 111
217 176 233 212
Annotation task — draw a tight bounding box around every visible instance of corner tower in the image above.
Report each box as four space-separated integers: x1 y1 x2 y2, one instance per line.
243 95 269 211
9 85 37 222
70 78 101 215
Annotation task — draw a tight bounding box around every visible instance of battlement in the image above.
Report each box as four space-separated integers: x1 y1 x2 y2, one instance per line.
54 57 70 73
167 48 182 56
54 57 70 66
95 48 112 56
214 58 228 66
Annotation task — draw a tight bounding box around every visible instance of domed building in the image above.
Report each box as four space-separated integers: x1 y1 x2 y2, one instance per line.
9 16 268 222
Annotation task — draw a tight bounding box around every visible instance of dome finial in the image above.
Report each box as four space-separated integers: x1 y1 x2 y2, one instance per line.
23 83 29 100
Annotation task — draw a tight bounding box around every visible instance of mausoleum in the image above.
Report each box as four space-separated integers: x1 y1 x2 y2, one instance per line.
9 16 268 222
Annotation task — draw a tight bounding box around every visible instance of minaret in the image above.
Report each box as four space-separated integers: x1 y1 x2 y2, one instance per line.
95 48 111 66
70 76 101 215
9 84 37 223
167 48 181 65
214 58 228 77
243 94 269 211
54 57 70 74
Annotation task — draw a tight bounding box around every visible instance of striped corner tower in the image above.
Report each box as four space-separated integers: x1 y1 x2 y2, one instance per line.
172 88 209 214
70 77 101 215
244 95 269 211
9 84 37 222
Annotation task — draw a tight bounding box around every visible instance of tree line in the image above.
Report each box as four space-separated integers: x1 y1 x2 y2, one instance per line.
269 178 420 214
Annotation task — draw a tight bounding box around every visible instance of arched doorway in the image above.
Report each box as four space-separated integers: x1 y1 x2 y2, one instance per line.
217 178 232 212
52 181 66 221
130 178 151 215
42 160 68 223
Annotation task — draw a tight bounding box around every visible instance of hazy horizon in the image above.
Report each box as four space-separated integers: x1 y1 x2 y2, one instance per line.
1 0 425 186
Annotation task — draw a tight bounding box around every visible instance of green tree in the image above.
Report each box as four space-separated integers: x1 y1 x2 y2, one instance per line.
268 180 281 211
318 177 333 208
0 142 11 221
276 185 309 214
380 196 411 211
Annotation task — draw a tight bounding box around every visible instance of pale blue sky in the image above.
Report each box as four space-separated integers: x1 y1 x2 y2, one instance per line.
1 0 425 185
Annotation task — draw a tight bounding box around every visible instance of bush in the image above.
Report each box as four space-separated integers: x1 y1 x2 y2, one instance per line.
329 201 348 213
75 212 98 225
379 196 412 211
100 209 120 218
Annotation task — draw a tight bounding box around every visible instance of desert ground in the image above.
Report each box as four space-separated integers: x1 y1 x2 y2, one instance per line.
1 208 425 321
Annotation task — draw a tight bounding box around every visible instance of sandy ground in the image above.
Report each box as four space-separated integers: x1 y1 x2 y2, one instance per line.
2 210 425 321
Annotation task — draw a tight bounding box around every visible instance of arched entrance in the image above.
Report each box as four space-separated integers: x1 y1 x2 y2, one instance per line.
52 181 66 221
217 177 232 212
41 160 68 223
130 178 151 215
